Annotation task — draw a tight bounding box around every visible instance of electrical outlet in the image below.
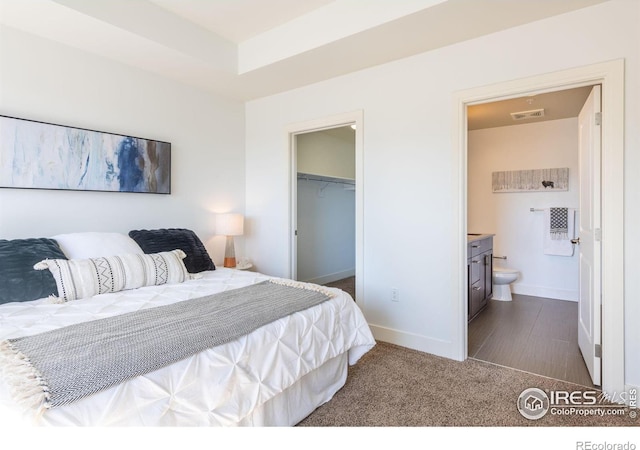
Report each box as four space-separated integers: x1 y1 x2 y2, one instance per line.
391 287 399 302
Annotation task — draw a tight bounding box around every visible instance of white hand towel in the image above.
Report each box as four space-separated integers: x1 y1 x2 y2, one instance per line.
543 208 575 256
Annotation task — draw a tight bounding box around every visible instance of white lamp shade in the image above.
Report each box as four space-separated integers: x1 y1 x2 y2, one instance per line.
216 213 244 236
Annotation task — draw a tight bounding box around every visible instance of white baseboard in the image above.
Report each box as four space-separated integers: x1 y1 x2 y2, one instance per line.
369 324 457 360
303 268 355 285
512 283 578 302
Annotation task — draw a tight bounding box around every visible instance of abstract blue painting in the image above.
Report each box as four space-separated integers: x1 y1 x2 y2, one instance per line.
0 116 171 194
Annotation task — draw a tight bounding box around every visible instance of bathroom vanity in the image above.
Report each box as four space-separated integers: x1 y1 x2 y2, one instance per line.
467 234 494 321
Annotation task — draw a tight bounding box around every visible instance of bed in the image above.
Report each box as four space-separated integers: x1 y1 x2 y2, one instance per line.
0 229 375 426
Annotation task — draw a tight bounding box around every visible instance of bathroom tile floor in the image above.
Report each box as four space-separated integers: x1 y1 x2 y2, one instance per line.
468 293 595 388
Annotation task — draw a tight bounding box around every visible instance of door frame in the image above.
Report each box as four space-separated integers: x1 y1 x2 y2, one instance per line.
287 110 364 305
451 60 624 397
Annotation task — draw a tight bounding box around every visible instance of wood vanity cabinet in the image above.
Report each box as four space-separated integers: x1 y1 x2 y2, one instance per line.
467 236 493 321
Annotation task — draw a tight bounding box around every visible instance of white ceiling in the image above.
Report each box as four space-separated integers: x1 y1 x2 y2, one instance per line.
468 85 594 130
147 0 335 43
0 0 609 101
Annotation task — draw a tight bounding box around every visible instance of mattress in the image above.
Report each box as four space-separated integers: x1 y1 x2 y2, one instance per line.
0 268 375 426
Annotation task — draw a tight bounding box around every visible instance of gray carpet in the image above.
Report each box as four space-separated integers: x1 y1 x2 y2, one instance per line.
324 276 355 300
297 341 639 427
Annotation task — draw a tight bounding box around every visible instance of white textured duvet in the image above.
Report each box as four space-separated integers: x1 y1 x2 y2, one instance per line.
0 268 375 426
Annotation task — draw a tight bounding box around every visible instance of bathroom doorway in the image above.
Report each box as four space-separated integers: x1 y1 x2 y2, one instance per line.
453 60 624 399
465 85 597 387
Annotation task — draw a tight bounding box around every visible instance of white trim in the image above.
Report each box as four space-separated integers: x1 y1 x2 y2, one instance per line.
286 110 365 307
452 60 625 398
369 325 452 358
511 284 578 302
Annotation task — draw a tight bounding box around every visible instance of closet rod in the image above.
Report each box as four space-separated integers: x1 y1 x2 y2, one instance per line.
297 174 355 186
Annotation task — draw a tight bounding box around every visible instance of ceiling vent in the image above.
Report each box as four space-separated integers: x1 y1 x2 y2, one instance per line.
510 108 545 121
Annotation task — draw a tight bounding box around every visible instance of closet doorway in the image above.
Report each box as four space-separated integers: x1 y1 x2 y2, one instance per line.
295 126 356 299
287 111 364 305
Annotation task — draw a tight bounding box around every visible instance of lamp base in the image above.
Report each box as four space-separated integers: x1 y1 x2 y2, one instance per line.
223 235 236 268
223 257 237 268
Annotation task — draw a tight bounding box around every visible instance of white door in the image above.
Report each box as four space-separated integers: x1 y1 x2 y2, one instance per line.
577 85 602 386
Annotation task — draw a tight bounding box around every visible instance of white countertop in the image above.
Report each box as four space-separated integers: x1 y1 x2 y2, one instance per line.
467 233 495 243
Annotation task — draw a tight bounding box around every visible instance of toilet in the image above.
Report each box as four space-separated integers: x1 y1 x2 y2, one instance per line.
492 267 519 301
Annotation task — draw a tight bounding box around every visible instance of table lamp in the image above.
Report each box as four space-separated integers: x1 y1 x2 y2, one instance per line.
216 213 244 268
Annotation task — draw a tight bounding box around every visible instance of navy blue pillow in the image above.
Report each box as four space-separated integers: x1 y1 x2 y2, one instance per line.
128 228 215 273
0 238 67 304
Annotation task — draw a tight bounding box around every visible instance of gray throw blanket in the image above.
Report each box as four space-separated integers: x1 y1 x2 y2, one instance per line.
0 279 334 411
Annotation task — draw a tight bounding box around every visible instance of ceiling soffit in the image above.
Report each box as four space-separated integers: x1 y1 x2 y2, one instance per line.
0 0 610 100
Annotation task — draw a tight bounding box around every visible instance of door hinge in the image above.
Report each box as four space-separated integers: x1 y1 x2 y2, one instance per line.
595 344 602 358
294 230 298 236
595 112 602 126
595 228 602 242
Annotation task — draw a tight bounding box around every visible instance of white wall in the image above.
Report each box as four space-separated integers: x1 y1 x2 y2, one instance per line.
468 118 579 301
297 129 355 180
0 26 246 266
297 178 355 284
245 1 640 387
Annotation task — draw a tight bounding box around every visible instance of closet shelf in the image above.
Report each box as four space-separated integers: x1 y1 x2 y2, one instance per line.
297 172 355 186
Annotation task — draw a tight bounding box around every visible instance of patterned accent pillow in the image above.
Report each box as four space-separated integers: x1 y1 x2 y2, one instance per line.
34 249 190 302
128 228 215 273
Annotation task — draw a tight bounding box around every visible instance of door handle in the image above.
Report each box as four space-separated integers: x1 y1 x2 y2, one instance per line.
571 238 580 245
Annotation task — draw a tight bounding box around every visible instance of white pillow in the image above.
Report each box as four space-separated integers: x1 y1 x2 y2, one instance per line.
52 232 143 259
34 249 190 302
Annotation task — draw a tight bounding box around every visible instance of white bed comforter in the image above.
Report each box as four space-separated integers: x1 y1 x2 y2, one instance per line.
0 268 375 426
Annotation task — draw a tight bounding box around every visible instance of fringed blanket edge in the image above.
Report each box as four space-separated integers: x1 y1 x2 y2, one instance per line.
0 340 50 414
